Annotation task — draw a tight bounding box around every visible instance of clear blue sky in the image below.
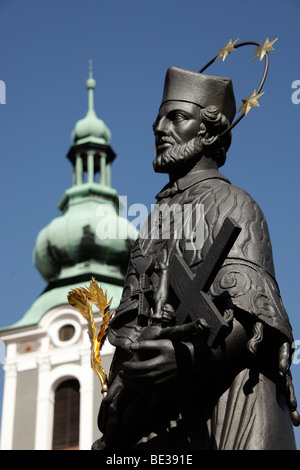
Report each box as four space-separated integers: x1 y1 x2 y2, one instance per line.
1 0 300 448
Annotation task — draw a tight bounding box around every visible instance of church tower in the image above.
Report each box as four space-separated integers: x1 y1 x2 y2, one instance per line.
0 63 137 450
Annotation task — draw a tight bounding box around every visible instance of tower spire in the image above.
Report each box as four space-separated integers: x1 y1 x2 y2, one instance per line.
71 61 111 146
86 59 96 112
31 61 138 291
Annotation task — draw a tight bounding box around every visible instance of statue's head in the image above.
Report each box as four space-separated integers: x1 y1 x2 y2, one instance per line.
153 67 236 174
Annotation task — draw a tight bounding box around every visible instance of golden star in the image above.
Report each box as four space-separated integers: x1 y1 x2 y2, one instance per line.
251 37 278 61
237 90 265 116
215 38 239 62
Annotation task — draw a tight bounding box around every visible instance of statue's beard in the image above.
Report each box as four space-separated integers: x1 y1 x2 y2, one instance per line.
153 136 203 174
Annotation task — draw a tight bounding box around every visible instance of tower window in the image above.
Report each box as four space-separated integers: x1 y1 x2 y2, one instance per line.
58 324 75 342
52 379 80 450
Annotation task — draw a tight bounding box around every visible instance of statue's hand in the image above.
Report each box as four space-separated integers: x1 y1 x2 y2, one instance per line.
119 318 212 393
120 338 178 392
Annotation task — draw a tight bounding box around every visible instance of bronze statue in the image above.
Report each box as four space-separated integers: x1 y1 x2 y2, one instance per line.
93 42 299 450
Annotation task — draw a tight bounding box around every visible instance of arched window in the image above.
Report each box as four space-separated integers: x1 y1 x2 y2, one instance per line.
52 379 80 450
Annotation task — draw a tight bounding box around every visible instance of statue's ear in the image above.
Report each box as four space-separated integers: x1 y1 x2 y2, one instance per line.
198 122 218 147
197 122 207 138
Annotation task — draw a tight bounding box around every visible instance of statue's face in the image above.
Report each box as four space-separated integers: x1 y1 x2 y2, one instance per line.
152 101 202 173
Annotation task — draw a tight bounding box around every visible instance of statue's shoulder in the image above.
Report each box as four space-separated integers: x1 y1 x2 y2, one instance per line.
188 171 266 221
221 181 269 235
186 173 276 277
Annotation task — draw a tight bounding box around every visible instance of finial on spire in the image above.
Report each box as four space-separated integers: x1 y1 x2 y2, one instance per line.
86 59 96 111
89 59 93 79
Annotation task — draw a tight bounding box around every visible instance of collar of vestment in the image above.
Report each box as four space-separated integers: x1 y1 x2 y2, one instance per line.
155 168 231 200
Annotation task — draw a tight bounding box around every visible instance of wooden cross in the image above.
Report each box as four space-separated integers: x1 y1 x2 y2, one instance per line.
131 273 152 317
169 217 241 347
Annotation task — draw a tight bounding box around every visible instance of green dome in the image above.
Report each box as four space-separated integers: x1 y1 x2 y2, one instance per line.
33 185 138 283
71 108 111 145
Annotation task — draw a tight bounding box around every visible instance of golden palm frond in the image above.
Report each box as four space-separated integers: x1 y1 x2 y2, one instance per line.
67 278 112 393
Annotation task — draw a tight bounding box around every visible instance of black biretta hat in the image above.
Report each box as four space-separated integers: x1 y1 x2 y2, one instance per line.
160 66 236 124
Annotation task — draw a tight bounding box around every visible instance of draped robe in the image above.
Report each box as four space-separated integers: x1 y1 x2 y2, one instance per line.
98 169 297 450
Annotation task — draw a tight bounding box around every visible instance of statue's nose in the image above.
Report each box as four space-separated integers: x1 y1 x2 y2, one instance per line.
154 116 170 136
